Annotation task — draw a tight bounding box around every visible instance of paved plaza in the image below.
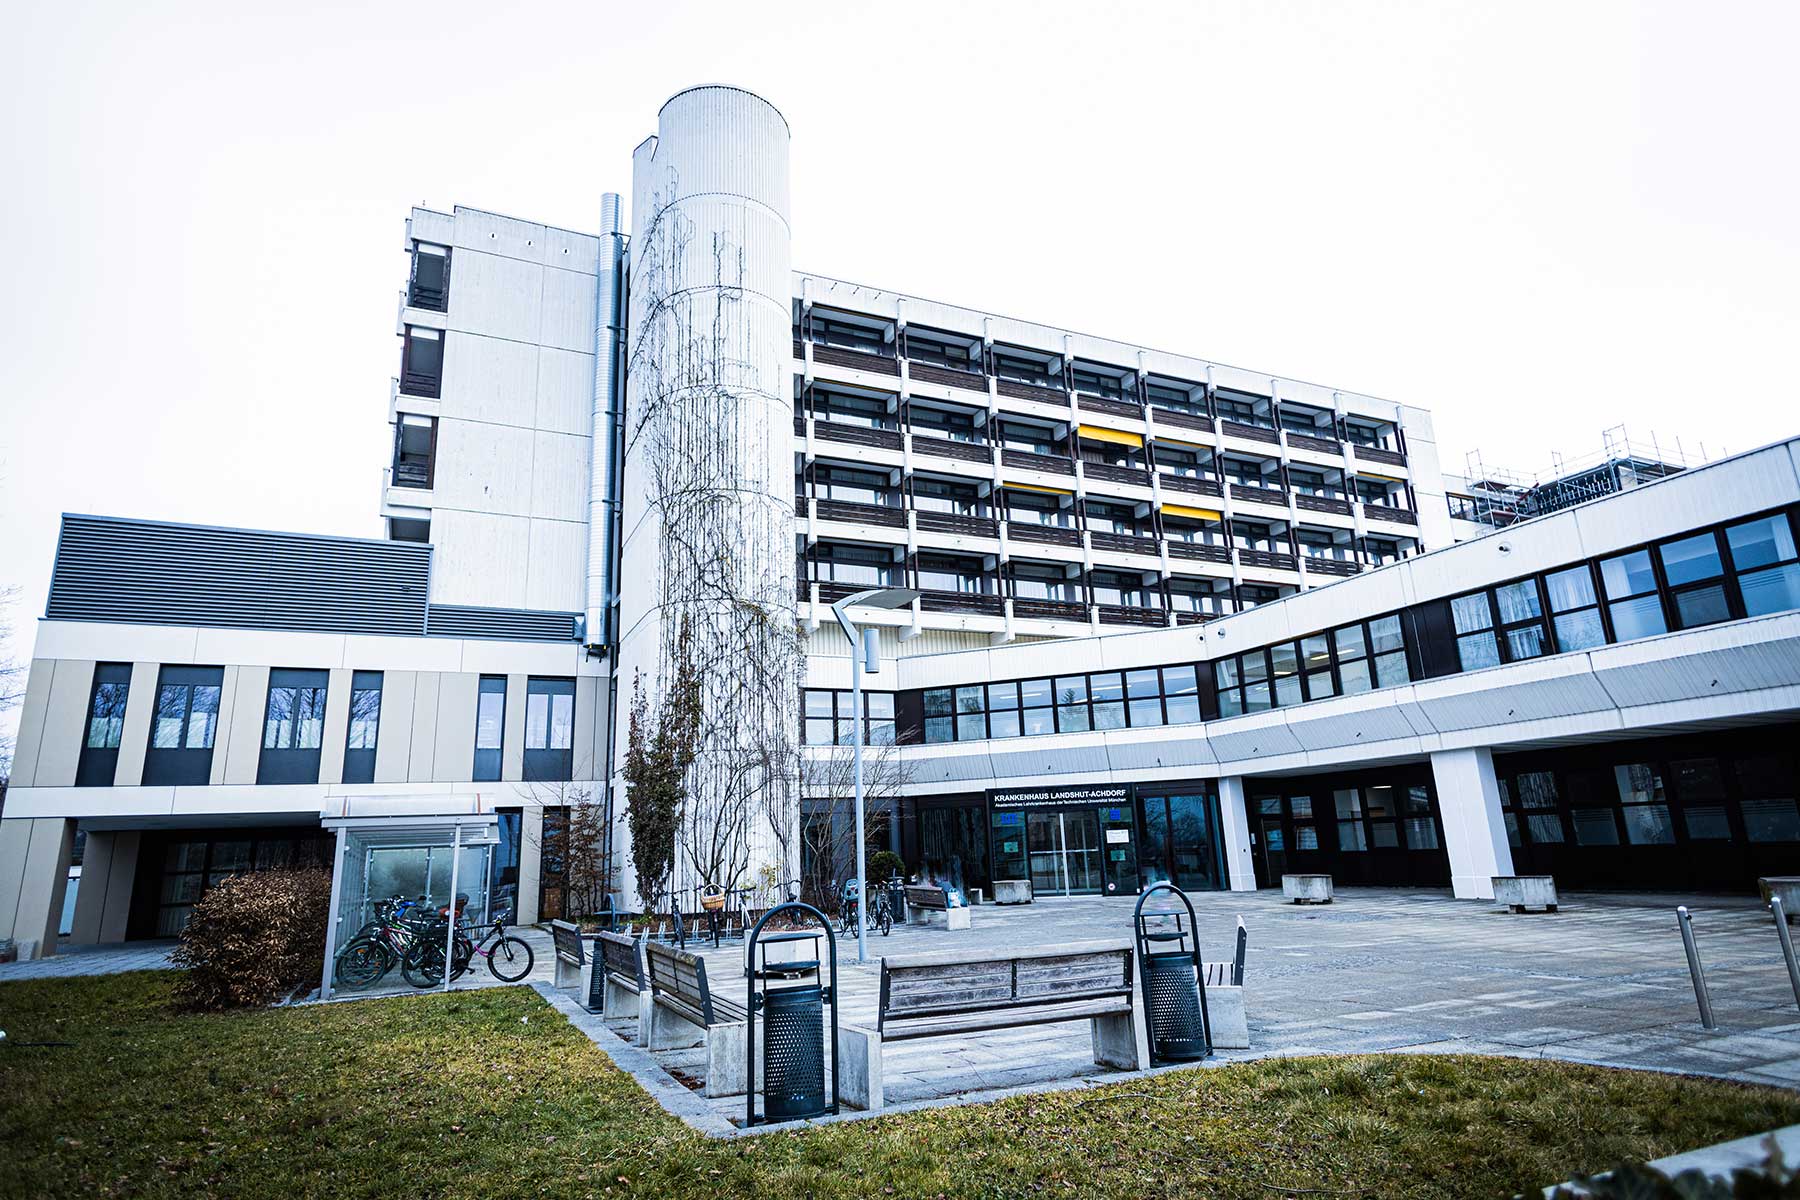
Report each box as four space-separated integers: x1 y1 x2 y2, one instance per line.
602 887 1800 1125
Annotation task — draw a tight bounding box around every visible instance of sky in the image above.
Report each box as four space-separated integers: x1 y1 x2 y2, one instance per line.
1 0 1797 722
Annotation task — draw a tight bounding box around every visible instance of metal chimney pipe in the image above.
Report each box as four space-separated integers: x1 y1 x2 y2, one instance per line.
586 193 627 650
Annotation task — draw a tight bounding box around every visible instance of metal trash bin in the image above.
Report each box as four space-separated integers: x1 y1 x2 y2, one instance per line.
760 982 826 1119
1134 882 1212 1064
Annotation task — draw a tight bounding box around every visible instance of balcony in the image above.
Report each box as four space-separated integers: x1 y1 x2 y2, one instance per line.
1012 597 1090 622
1007 522 1082 547
1220 420 1280 445
910 361 987 391
1151 407 1212 433
1083 462 1150 488
1090 531 1160 556
916 511 999 538
1306 558 1363 578
793 337 804 358
1294 493 1353 516
1174 612 1214 626
1356 444 1408 467
1230 483 1289 506
996 378 1069 406
1159 474 1224 498
919 590 1004 616
815 421 902 452
1098 605 1167 627
392 461 432 490
812 344 900 376
816 499 906 528
1238 549 1298 571
1079 395 1144 420
1363 503 1419 526
1002 449 1075 475
1287 432 1343 455
911 434 991 464
1167 542 1231 564
815 579 881 603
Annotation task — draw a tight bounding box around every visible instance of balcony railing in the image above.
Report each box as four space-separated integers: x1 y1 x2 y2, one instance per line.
815 421 902 451
815 579 894 603
794 414 806 435
1220 420 1280 445
1007 523 1082 547
1355 444 1407 467
909 362 987 391
392 462 432 489
1083 462 1150 487
920 590 1004 616
1363 503 1418 526
1098 605 1167 627
792 337 804 359
1167 542 1231 563
1150 407 1212 432
1002 449 1076 475
1238 549 1298 571
1079 395 1143 419
915 511 999 538
1012 597 1090 622
1090 531 1160 556
1159 474 1224 498
1286 432 1343 455
996 378 1069 405
1230 483 1289 506
1174 612 1214 626
1306 558 1363 578
816 499 906 528
910 434 991 464
812 344 900 376
1295 493 1353 516
408 283 447 312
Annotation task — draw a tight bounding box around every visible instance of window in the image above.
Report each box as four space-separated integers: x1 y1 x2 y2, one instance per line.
524 677 575 782
806 689 897 746
997 419 1062 456
1153 444 1210 479
812 311 892 354
343 671 382 785
1085 500 1146 537
76 664 132 786
1300 634 1335 699
1494 578 1549 660
1214 389 1272 428
473 675 506 782
1658 530 1730 630
1145 378 1205 415
392 414 436 488
1735 752 1800 842
1011 560 1082 602
258 669 328 785
905 329 979 371
1090 570 1155 608
917 552 989 595
1670 757 1731 841
816 464 897 507
1169 581 1233 617
1071 363 1128 400
1600 548 1667 641
400 326 443 398
813 386 895 429
1367 615 1408 687
1297 528 1351 561
815 542 900 587
1003 489 1072 527
1728 513 1800 617
1544 564 1605 651
992 347 1060 388
1451 592 1501 670
913 475 985 515
1335 790 1367 851
143 666 223 787
408 241 450 311
909 403 982 443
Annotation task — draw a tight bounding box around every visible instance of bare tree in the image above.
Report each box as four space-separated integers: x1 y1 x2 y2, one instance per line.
796 738 916 909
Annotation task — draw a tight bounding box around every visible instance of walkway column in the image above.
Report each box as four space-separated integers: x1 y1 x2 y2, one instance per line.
1430 748 1514 900
67 829 140 945
0 817 77 959
1217 777 1258 891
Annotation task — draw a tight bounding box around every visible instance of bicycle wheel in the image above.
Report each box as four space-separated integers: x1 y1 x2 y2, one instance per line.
334 937 391 989
879 906 893 936
486 935 535 982
401 942 445 988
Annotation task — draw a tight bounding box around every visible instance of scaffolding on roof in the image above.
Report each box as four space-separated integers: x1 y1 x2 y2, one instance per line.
1453 427 1713 530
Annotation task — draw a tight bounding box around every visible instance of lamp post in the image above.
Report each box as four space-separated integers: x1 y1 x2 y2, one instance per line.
829 587 919 964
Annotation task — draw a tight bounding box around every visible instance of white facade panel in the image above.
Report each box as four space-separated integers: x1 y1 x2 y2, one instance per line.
438 334 540 429
538 264 599 355
446 248 544 345
525 519 587 612
534 346 596 435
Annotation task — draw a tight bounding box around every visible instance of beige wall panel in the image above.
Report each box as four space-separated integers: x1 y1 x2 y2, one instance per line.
220 666 268 786
501 674 527 782
33 660 96 787
373 671 417 784
9 660 56 787
317 668 353 785
114 663 159 786
433 673 480 784
408 672 441 782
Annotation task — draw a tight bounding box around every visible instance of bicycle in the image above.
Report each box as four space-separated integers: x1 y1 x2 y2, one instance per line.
402 905 535 988
334 897 433 989
837 878 893 937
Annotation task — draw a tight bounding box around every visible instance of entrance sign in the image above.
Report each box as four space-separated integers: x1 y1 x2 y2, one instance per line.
992 784 1129 810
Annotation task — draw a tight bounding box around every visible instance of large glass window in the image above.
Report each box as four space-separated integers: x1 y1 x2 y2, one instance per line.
815 542 901 587
143 666 223 787
258 668 328 785
1729 513 1800 617
343 670 383 785
917 552 989 594
1544 564 1605 651
1003 488 1073 527
77 663 132 787
1011 560 1082 602
1600 548 1667 641
1451 592 1500 670
524 677 575 782
1658 530 1730 630
473 675 506 782
816 464 897 506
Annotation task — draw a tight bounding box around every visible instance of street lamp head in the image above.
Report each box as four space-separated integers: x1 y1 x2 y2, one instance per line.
830 587 920 647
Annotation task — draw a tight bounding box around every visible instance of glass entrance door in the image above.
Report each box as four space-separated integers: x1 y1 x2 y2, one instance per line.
1026 812 1065 895
1138 789 1227 891
1023 809 1110 896
1062 809 1103 893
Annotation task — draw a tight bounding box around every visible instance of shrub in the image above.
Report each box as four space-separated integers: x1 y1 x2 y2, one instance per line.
868 851 906 883
170 868 332 1011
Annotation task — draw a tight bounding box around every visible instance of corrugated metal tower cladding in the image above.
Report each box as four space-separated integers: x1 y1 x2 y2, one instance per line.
613 86 796 894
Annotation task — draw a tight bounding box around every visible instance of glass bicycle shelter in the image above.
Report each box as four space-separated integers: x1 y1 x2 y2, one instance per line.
319 798 501 999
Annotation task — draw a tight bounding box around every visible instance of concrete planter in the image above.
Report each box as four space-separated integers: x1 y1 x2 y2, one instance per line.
1205 984 1249 1049
1759 877 1800 923
1281 874 1333 904
993 879 1033 905
1493 875 1559 913
905 905 972 930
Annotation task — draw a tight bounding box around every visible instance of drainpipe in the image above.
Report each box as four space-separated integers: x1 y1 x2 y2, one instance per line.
587 193 628 909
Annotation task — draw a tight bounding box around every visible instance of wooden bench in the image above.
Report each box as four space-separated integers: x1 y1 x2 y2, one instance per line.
842 939 1149 1111
550 919 586 990
644 941 753 1097
594 930 650 1036
903 884 969 929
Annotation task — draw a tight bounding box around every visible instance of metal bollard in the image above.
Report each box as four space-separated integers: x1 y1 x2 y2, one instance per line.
1772 896 1800 1011
1676 906 1717 1031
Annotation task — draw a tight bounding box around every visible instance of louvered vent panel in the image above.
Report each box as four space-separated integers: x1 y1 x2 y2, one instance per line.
425 605 581 643
47 515 431 636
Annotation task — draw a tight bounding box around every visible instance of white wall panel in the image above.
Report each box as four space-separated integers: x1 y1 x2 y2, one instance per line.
534 346 595 435
438 333 539 428
538 265 597 355
525 519 587 612
447 248 543 344
529 431 592 522
427 509 533 609
433 421 535 516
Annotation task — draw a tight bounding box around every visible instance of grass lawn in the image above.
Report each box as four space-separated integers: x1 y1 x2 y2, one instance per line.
1 973 1796 1199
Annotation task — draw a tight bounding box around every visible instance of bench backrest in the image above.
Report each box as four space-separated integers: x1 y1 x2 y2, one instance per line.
903 885 948 910
1202 917 1250 987
550 919 585 966
645 940 715 1025
879 940 1131 1031
597 930 644 990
